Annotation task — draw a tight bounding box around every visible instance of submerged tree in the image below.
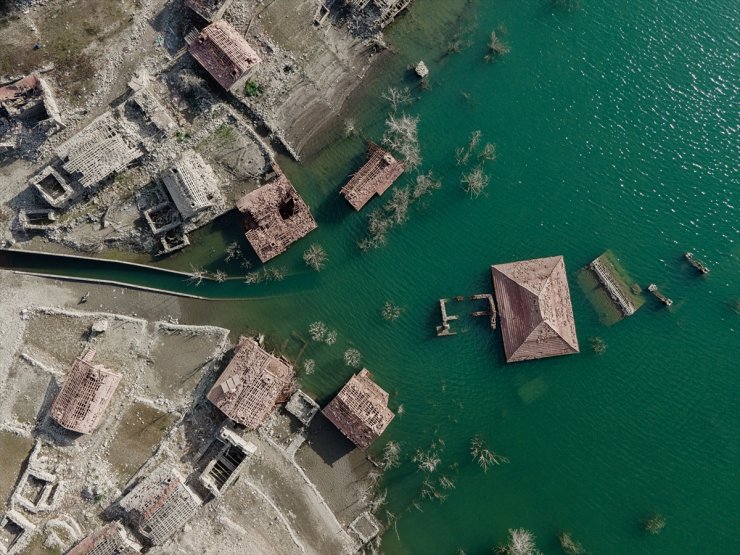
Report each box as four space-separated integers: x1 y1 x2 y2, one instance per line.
382 301 402 322
590 336 607 355
303 243 328 271
558 532 585 555
495 528 541 555
303 359 316 375
309 321 328 342
344 347 362 368
412 171 442 200
324 330 337 346
643 514 666 535
213 270 227 283
461 166 490 198
343 117 356 137
382 112 421 171
382 86 413 112
186 265 207 286
470 435 509 472
413 448 441 473
381 441 401 469
484 30 510 62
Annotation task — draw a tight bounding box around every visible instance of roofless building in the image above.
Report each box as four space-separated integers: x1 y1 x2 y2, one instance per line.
340 142 404 211
207 336 294 429
67 521 142 555
491 255 579 363
50 350 122 434
322 369 394 450
236 168 317 262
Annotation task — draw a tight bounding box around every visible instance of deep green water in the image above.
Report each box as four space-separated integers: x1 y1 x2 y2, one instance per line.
3 0 739 553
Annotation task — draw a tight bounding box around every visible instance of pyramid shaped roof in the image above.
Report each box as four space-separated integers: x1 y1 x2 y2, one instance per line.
491 256 579 362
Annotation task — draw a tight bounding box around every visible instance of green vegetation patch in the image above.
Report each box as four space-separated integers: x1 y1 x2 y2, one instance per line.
244 79 264 97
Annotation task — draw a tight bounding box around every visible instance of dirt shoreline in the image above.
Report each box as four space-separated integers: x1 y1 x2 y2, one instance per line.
0 271 378 554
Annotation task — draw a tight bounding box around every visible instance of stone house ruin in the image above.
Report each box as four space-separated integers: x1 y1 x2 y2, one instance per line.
10 443 62 515
491 255 580 362
50 349 122 434
0 74 62 129
189 20 262 91
199 426 257 497
185 0 234 22
322 369 394 449
207 336 294 429
345 0 414 31
340 142 404 210
0 510 35 555
119 467 201 546
236 167 317 262
29 112 144 208
285 389 320 427
67 521 142 555
161 151 222 220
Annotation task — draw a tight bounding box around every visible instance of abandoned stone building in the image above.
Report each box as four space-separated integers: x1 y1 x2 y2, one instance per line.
345 0 414 30
491 255 580 363
340 142 404 210
286 389 320 427
161 151 222 220
322 369 394 449
207 336 294 429
0 510 36 555
189 19 262 91
10 442 62 515
49 349 122 434
119 467 201 546
236 168 317 262
29 112 145 207
67 521 142 555
185 0 234 21
0 73 62 129
199 426 257 497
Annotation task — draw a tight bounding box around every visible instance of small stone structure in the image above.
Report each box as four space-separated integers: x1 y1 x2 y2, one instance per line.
322 369 394 449
189 19 262 91
414 61 429 78
236 167 317 262
207 336 294 429
589 253 638 316
285 389 320 426
185 0 234 21
491 255 579 362
11 442 62 514
199 426 257 497
348 511 380 546
161 151 222 220
347 0 414 30
50 349 122 434
0 511 35 555
0 73 62 128
18 209 57 231
340 142 404 211
435 298 458 337
119 467 201 546
66 521 142 555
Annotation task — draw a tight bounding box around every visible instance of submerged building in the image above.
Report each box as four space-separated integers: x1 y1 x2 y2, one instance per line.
236 168 317 262
50 350 122 434
207 336 294 429
322 369 394 449
189 19 262 90
491 255 579 363
119 467 201 546
340 142 404 211
67 521 142 555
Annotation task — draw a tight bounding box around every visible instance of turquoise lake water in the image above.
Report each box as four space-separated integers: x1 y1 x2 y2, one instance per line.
3 0 738 553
